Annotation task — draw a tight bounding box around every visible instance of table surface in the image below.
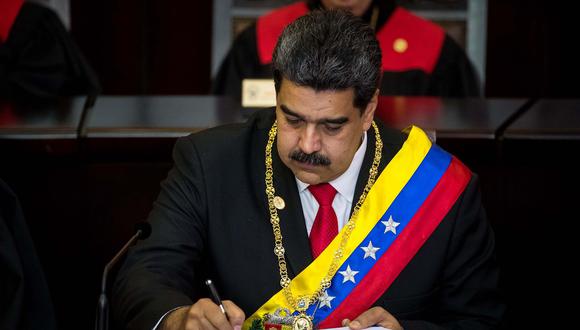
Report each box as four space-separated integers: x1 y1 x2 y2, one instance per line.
84 96 246 138
1 96 547 141
375 97 528 139
0 98 87 139
504 99 580 139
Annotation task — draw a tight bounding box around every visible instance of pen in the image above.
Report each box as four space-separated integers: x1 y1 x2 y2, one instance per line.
205 279 229 320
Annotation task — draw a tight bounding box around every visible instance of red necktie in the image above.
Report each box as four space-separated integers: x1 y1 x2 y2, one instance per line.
308 183 338 259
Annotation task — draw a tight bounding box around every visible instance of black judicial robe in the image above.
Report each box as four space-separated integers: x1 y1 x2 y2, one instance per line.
0 0 100 99
212 0 480 101
0 179 56 330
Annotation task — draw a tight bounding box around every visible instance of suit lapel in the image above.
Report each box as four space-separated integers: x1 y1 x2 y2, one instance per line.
249 110 312 278
271 146 313 277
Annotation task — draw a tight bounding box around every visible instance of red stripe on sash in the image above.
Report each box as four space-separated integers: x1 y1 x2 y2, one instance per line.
319 157 471 328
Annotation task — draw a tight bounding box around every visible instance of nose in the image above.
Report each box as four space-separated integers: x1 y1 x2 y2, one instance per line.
298 124 321 155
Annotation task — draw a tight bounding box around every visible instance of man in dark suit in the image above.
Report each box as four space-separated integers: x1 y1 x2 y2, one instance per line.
113 10 503 330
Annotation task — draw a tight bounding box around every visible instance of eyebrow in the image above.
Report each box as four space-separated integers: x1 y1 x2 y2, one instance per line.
280 104 349 125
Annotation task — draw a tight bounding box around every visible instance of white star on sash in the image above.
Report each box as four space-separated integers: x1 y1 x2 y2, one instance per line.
382 215 400 235
318 290 336 309
361 241 380 260
339 265 359 284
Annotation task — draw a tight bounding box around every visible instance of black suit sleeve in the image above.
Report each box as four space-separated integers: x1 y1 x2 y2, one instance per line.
400 175 505 329
112 137 208 330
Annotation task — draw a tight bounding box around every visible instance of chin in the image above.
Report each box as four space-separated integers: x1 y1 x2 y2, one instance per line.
294 170 324 185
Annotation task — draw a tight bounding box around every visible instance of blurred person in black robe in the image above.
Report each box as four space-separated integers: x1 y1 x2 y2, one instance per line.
0 0 99 99
212 0 480 101
0 178 57 330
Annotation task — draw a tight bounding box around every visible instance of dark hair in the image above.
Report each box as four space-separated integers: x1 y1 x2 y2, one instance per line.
272 9 382 110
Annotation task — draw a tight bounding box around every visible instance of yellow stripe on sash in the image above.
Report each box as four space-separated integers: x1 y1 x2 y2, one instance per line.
244 126 432 329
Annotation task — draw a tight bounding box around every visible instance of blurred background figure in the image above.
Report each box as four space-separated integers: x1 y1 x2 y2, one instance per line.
0 0 99 99
0 178 57 330
212 0 480 101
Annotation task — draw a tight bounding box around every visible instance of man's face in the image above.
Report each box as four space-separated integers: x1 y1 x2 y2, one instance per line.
320 0 373 17
276 79 377 185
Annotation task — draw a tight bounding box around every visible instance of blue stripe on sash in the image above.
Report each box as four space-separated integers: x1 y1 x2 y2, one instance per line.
305 145 452 324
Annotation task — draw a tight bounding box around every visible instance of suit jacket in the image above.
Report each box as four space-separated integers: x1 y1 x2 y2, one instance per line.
112 109 504 329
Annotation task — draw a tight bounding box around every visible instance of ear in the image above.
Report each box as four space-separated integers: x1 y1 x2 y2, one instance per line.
361 89 379 131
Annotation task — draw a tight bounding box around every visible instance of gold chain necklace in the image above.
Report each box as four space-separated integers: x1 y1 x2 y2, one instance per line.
264 120 383 328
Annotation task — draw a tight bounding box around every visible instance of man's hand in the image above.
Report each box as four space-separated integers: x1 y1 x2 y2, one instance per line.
342 307 403 330
161 298 245 330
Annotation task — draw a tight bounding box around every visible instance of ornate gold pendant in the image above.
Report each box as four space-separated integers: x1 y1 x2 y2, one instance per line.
273 196 286 210
292 314 313 330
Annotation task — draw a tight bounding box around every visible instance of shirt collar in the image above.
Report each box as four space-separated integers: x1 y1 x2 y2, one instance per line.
296 131 368 203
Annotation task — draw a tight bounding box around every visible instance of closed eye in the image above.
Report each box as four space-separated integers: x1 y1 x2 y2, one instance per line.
324 124 343 133
286 116 302 125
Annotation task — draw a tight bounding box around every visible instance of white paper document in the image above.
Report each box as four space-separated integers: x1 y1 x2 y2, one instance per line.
322 327 392 330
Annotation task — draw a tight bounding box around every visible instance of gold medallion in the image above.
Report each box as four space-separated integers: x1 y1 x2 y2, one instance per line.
273 196 286 210
292 314 313 330
393 38 408 53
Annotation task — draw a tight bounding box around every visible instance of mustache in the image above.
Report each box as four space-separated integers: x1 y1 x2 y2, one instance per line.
289 150 331 166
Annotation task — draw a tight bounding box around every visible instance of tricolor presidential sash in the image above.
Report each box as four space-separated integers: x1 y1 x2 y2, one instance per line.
245 126 472 330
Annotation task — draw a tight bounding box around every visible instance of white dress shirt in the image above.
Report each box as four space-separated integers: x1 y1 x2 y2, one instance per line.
295 131 368 235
